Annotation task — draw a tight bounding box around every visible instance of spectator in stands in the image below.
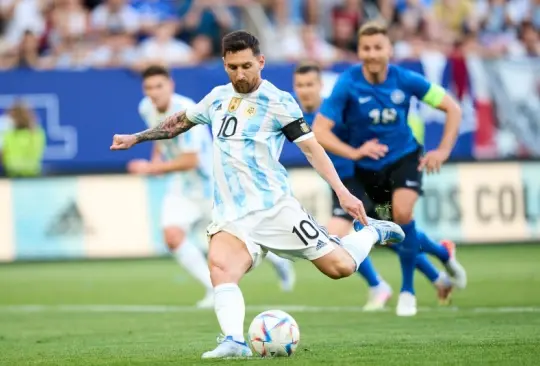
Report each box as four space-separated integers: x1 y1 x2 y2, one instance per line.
88 30 137 68
329 0 364 56
0 101 45 177
0 29 42 69
90 0 139 38
475 0 518 54
179 0 238 56
40 34 93 69
523 0 540 29
507 20 540 57
0 0 47 48
49 0 89 46
433 0 476 42
130 0 179 36
133 21 194 70
282 24 342 65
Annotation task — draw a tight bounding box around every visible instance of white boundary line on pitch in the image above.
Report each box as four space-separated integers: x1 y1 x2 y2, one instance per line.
0 305 539 314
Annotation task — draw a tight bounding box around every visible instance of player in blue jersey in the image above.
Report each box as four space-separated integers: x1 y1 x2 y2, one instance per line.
111 30 406 358
313 21 467 317
294 62 455 310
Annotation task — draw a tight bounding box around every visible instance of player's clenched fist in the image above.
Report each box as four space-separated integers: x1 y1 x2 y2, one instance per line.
110 134 137 150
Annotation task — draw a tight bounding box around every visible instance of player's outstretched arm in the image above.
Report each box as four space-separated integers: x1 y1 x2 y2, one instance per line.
110 111 196 150
297 136 368 225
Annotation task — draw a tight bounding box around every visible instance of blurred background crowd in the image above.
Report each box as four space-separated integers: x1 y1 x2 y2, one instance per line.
1 0 539 70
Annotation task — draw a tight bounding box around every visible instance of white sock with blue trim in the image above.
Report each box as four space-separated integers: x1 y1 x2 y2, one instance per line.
341 227 379 270
214 283 245 343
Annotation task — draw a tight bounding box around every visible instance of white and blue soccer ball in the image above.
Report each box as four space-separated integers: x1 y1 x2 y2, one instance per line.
248 310 300 357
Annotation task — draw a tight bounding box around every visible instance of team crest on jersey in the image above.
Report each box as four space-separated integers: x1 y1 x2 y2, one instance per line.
228 97 242 112
391 89 405 104
245 105 256 117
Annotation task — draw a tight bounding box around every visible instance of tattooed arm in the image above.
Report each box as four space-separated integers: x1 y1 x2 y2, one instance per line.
111 110 196 151
135 110 195 143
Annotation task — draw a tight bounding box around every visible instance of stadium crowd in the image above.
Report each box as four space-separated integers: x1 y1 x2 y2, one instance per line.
0 0 539 70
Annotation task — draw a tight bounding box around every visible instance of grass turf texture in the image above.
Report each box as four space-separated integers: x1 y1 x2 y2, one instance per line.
1 245 539 365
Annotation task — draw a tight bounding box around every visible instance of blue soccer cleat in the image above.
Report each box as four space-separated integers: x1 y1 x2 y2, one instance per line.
354 218 405 246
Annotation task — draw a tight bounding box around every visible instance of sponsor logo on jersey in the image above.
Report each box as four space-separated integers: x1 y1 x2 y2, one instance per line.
228 97 242 112
316 240 327 251
391 89 405 104
215 103 222 111
358 96 372 104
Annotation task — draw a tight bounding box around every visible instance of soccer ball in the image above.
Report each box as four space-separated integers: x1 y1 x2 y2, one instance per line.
248 310 300 357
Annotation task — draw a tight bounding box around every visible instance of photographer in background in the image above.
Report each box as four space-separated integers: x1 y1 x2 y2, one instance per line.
0 101 45 177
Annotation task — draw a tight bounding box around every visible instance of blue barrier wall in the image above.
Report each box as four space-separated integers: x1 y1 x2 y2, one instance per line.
0 61 472 173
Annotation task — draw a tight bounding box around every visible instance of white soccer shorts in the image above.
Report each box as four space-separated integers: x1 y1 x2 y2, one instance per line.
206 196 338 269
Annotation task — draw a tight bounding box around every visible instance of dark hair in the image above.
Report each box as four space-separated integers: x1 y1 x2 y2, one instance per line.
141 65 170 79
294 62 321 75
222 30 261 57
358 20 388 39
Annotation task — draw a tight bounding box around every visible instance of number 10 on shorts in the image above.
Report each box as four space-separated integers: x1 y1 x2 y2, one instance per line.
292 219 320 246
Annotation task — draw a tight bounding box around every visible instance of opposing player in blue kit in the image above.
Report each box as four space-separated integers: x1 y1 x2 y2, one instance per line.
313 21 467 316
294 62 457 311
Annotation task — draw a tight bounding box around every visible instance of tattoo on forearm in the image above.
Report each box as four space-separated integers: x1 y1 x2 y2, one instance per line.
135 111 195 143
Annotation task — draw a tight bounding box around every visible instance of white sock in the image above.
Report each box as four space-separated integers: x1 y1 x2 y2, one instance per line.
341 226 379 270
173 239 212 292
214 283 246 343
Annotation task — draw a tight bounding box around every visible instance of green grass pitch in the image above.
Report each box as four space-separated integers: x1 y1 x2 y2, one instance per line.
1 245 540 365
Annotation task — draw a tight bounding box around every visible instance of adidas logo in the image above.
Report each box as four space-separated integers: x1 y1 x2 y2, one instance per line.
215 103 222 111
315 240 326 251
46 201 93 237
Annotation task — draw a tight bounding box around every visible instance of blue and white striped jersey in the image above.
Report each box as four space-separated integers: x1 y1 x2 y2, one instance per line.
186 80 309 224
139 93 213 199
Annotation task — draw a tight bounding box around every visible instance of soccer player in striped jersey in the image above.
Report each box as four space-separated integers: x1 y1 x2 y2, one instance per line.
111 31 405 359
127 66 296 309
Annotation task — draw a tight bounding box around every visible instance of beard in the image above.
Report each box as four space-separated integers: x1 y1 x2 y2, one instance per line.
233 80 254 93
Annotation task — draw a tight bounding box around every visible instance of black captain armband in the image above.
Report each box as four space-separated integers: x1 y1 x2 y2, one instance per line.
282 118 312 142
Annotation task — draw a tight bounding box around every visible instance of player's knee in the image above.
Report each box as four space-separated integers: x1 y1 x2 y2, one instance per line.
207 235 252 286
208 252 248 286
315 254 356 279
392 207 413 225
163 227 185 251
325 262 355 279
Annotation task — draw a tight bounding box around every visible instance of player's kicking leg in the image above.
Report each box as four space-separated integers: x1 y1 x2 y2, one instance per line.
161 196 214 308
200 198 404 359
328 213 392 311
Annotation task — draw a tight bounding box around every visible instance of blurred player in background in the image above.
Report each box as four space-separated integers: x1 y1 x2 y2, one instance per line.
294 62 455 311
128 66 296 308
128 65 215 308
111 30 406 359
313 21 467 317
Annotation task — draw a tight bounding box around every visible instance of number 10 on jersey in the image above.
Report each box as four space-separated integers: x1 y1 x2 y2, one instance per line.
218 115 238 138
